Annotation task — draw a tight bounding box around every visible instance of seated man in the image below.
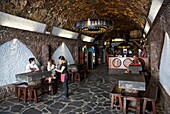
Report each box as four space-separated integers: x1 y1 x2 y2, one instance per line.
26 58 39 72
26 58 40 85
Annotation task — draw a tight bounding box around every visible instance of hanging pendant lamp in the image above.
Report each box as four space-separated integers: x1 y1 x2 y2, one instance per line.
117 42 132 49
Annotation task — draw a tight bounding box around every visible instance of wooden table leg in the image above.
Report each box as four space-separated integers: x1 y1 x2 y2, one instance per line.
17 88 21 102
111 95 115 108
33 89 38 103
118 96 123 110
123 97 127 114
136 99 140 114
23 88 27 103
142 99 147 114
152 100 156 114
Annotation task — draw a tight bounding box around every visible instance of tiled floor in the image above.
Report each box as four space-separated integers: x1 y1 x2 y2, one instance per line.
0 64 165 114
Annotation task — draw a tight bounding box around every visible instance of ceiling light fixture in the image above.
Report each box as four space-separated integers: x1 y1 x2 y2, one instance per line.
117 42 132 49
75 12 113 34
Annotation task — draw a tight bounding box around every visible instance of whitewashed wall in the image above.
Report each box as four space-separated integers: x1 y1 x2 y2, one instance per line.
52 43 75 65
160 32 170 96
0 39 39 86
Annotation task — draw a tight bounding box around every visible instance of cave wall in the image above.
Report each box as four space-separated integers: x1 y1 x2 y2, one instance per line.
0 26 91 98
147 3 170 114
0 26 89 65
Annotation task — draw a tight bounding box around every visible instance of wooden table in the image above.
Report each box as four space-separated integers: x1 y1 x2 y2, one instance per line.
118 73 146 114
15 71 53 103
118 73 145 91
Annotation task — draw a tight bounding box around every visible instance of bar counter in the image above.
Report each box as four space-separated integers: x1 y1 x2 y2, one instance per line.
108 56 148 70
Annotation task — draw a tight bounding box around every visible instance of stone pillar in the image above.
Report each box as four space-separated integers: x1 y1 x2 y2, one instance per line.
41 45 50 68
150 42 160 83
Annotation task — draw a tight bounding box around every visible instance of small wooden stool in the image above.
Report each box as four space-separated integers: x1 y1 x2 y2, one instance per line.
79 69 87 79
17 85 28 103
122 90 142 114
110 84 123 110
13 82 28 96
68 72 74 82
74 72 80 81
142 84 158 114
28 84 41 103
45 80 57 95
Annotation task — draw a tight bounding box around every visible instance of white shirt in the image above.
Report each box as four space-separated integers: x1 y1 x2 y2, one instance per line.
26 64 39 72
47 64 55 71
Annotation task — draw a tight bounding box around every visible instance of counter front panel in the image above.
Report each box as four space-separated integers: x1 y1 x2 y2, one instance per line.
109 57 133 69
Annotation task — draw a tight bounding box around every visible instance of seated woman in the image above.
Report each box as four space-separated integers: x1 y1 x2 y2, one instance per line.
46 59 56 81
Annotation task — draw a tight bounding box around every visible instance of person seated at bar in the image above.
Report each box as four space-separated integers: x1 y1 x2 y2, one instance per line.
131 55 141 66
26 58 39 72
47 59 56 75
46 59 57 82
47 59 55 71
125 55 141 73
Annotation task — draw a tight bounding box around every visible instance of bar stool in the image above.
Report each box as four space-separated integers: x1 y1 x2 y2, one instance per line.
45 79 57 95
68 72 74 82
74 72 80 81
13 82 28 96
79 69 87 79
27 84 41 103
110 84 123 110
122 90 142 114
142 84 158 114
17 84 28 103
71 71 80 82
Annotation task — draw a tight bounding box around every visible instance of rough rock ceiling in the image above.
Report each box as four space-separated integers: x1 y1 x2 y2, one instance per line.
0 0 151 41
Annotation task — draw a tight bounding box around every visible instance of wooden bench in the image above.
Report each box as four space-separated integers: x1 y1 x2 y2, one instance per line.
142 84 158 114
110 84 123 110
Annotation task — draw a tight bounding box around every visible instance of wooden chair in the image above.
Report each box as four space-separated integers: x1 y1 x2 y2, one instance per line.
110 84 123 110
142 84 158 114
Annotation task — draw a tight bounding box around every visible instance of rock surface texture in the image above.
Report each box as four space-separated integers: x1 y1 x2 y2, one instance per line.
0 0 151 38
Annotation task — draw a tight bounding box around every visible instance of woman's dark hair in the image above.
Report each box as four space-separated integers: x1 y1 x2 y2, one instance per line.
58 56 65 60
29 58 35 63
